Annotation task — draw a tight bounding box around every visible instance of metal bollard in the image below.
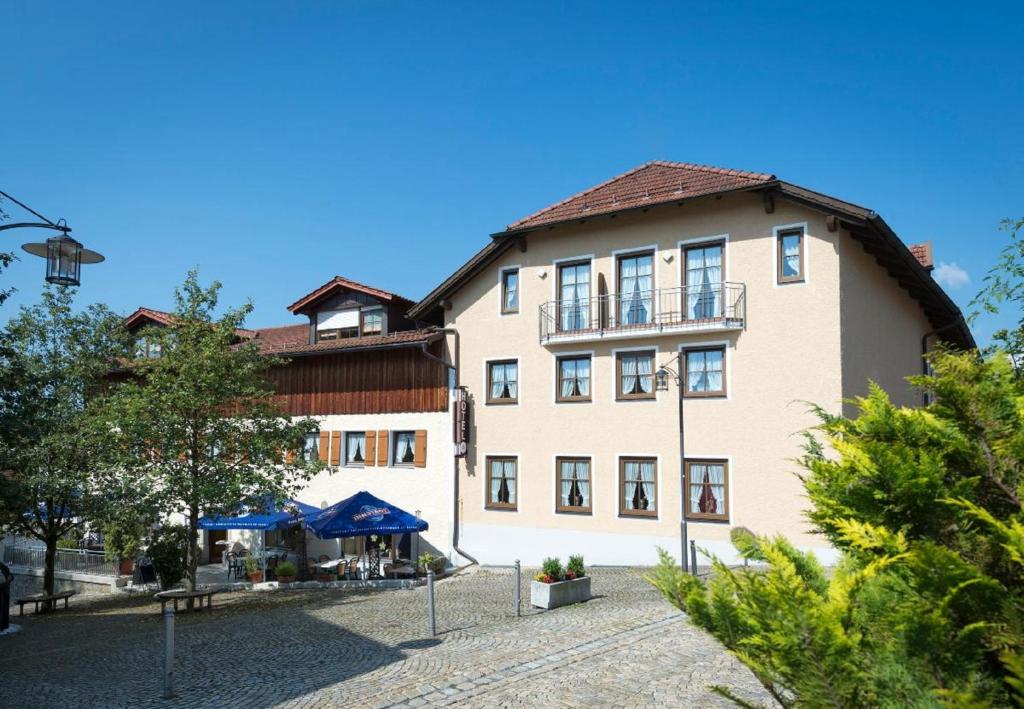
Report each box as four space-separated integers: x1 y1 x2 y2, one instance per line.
426 569 436 637
690 540 699 577
513 559 521 617
163 606 175 698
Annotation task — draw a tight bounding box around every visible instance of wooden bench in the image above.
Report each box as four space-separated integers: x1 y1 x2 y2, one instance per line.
16 590 76 616
154 589 220 613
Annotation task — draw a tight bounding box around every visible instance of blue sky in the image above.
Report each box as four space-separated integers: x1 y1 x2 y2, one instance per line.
2 1 1020 343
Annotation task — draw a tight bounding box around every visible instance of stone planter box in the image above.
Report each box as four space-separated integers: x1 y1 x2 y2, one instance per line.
530 576 591 609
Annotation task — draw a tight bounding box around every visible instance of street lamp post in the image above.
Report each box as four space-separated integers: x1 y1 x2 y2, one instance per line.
0 189 104 287
656 356 690 574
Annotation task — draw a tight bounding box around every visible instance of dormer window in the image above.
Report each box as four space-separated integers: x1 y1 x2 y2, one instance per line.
316 308 360 341
361 309 383 336
135 338 162 359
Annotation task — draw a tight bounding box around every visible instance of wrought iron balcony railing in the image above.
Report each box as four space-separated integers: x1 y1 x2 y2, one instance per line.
539 282 746 343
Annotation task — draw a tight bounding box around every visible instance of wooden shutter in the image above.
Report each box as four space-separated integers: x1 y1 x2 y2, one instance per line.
365 431 377 467
376 430 389 466
330 431 342 466
414 430 427 468
318 431 330 463
284 448 296 464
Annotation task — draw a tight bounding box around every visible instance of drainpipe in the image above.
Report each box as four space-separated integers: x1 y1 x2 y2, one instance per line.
416 327 479 567
920 318 968 405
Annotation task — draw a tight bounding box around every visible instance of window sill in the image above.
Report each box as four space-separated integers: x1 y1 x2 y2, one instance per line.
683 392 727 399
485 505 518 512
485 399 518 406
615 396 656 403
686 515 730 524
555 397 592 404
555 508 592 515
619 511 658 519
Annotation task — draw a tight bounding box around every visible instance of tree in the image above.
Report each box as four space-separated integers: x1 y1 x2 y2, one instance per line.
0 287 130 597
649 353 1024 706
93 271 322 591
0 195 16 306
971 217 1024 368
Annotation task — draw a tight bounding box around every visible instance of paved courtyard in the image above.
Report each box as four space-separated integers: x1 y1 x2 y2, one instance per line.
3 568 774 708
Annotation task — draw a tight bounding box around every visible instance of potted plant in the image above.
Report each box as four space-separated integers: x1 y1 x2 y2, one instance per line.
275 560 297 583
530 554 591 610
103 518 145 576
244 556 263 583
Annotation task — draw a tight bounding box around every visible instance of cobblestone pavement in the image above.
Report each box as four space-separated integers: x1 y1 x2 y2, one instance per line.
3 568 775 708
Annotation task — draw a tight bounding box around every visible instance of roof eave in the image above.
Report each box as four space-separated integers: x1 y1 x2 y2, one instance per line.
261 332 442 359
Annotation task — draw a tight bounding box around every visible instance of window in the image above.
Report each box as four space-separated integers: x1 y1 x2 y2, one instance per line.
486 360 519 404
501 268 519 314
317 308 360 341
620 457 657 516
391 431 416 466
302 432 319 462
557 261 591 331
777 228 805 283
344 432 366 466
618 252 654 325
556 355 591 402
556 457 591 513
684 347 725 397
684 242 724 319
361 310 383 336
686 460 728 521
135 338 161 359
486 456 517 510
616 350 655 400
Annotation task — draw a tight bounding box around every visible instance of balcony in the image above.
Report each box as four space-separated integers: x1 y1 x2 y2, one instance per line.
539 282 746 345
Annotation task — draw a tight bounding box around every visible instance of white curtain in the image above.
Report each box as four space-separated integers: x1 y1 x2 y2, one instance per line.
620 254 653 325
686 246 722 319
620 354 638 395
560 460 590 508
637 353 653 394
491 459 516 504
576 358 590 396
624 460 655 511
782 235 801 277
559 264 590 330
397 433 414 463
639 460 655 510
687 351 706 392
706 350 723 391
505 271 518 310
490 364 504 399
560 360 575 398
504 364 518 399
689 463 725 514
346 433 365 463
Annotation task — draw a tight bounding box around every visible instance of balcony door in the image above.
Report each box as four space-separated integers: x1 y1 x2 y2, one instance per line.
684 243 723 320
558 261 591 331
618 252 654 326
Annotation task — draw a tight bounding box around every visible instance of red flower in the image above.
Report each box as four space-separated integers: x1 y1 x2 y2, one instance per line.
565 570 576 580
542 574 554 584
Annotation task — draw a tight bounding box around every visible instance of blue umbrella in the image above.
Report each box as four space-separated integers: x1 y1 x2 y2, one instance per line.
198 498 320 530
307 491 427 539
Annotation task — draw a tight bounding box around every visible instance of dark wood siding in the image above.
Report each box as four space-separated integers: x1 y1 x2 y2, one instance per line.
266 346 448 415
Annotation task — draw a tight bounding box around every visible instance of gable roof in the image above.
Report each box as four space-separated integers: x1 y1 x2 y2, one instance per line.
288 276 416 314
122 307 175 331
508 160 775 231
408 161 973 349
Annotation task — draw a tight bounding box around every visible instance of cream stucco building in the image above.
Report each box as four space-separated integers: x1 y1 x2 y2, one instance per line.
409 161 972 566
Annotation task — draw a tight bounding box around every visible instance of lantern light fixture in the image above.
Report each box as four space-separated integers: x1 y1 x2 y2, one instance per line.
0 190 105 287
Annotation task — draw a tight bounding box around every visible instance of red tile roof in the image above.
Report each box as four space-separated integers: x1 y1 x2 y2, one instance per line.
287 276 416 314
506 160 775 232
908 242 933 269
122 307 257 338
252 327 439 356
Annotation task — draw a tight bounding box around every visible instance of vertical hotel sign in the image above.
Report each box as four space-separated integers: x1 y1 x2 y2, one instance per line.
453 386 469 457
